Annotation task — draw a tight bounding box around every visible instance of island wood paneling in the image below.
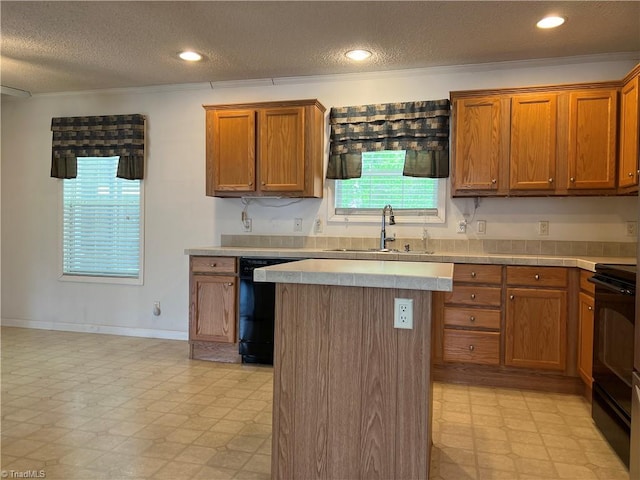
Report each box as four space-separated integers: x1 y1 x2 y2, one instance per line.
272 283 432 480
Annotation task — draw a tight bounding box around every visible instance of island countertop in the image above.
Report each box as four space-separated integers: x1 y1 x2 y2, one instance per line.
253 258 454 291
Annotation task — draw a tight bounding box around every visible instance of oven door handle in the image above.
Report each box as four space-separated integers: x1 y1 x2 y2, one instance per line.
588 276 635 295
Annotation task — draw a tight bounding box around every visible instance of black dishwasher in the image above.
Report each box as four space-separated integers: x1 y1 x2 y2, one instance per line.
238 257 299 364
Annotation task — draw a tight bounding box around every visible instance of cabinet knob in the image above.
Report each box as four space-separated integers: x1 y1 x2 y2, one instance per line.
588 306 593 311
469 316 476 322
491 179 497 184
261 182 266 186
248 181 253 186
470 293 476 300
629 172 634 178
469 345 475 352
534 274 540 280
471 272 477 278
570 177 575 182
510 294 515 300
226 282 234 286
548 178 554 183
209 263 217 267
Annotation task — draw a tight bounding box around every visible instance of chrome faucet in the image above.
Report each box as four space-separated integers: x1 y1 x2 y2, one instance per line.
380 204 396 250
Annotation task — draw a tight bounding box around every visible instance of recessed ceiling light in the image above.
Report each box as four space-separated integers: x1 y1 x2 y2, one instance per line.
536 16 566 29
345 49 372 61
179 51 203 62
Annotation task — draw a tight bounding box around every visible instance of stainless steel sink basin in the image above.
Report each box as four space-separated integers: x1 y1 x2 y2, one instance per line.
324 248 434 254
324 248 385 252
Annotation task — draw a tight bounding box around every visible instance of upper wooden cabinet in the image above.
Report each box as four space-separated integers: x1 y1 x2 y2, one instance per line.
451 67 638 197
510 93 558 191
204 99 326 198
567 89 617 190
619 66 640 191
452 96 508 194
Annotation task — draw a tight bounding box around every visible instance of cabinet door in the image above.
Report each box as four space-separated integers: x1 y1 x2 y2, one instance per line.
207 110 256 194
190 275 237 343
510 94 558 191
567 89 617 190
453 97 503 193
619 75 639 188
258 107 305 192
578 292 595 386
505 288 567 371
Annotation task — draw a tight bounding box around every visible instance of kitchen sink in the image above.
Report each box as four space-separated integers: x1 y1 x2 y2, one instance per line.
324 248 386 252
323 248 434 254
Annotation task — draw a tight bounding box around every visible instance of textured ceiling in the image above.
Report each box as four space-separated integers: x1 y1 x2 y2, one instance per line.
1 1 639 95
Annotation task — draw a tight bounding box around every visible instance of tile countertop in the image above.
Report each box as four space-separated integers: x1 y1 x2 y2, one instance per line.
253 258 454 291
184 246 636 272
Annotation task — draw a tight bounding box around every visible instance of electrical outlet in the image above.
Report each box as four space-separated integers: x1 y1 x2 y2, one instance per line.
538 220 549 236
294 218 303 232
627 221 637 237
457 220 467 234
243 218 252 232
394 298 413 329
477 220 486 235
314 217 323 233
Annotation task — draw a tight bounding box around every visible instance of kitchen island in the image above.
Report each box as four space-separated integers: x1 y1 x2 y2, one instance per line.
255 259 454 480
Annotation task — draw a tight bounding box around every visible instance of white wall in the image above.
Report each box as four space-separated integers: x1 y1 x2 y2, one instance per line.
2 55 638 339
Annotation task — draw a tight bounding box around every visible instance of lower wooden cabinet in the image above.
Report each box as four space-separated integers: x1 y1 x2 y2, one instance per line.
190 275 236 343
577 270 596 388
505 287 567 371
189 256 239 361
443 330 500 365
437 264 502 366
433 264 580 392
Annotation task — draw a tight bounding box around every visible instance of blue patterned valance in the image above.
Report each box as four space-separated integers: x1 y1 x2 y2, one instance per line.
51 114 145 179
327 100 450 179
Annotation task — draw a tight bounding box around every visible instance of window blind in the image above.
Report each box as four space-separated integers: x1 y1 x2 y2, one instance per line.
335 151 439 215
63 157 141 278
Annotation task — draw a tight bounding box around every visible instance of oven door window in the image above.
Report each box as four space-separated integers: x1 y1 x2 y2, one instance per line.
594 290 634 413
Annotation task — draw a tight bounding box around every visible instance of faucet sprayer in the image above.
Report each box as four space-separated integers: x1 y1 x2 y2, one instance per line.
380 204 396 250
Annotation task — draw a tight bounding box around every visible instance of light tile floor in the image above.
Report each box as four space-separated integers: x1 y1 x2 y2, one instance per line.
1 327 630 480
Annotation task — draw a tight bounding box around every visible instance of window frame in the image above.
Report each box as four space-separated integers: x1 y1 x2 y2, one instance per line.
326 152 448 225
58 156 145 285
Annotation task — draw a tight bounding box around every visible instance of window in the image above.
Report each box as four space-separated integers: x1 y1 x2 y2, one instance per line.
62 156 143 283
331 151 446 223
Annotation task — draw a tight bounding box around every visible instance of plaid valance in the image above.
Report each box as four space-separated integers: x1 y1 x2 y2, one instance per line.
326 100 450 179
51 114 146 180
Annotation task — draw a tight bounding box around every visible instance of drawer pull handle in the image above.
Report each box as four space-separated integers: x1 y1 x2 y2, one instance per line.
510 294 515 300
469 345 475 352
471 272 477 278
469 316 476 322
470 294 476 300
534 274 540 280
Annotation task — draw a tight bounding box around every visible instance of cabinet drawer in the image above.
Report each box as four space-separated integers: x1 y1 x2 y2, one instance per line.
191 256 237 274
506 266 567 287
444 307 501 330
443 330 500 365
453 264 502 284
580 270 595 295
444 285 502 307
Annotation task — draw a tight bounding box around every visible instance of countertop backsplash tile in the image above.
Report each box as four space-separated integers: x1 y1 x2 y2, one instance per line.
220 235 637 258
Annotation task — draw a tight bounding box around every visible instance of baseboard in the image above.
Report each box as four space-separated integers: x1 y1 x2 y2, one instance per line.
0 318 188 341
